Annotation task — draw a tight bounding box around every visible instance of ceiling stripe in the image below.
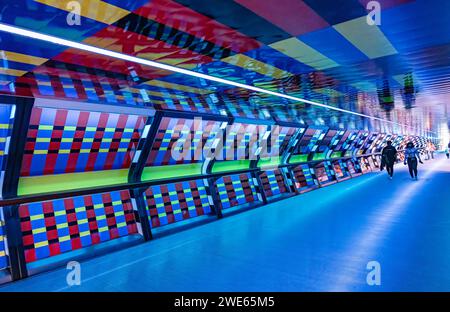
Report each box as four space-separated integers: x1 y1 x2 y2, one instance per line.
134 0 261 54
235 0 329 36
333 17 398 59
1 50 48 66
0 67 27 76
303 0 367 25
143 80 212 95
35 0 130 25
173 0 292 45
221 54 292 80
269 37 340 70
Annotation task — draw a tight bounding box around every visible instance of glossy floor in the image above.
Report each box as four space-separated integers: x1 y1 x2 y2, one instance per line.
2 156 450 291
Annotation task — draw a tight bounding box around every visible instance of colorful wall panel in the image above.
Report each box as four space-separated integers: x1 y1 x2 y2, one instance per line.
259 125 297 159
145 117 222 166
360 132 378 155
221 123 265 161
289 127 327 163
314 162 335 185
346 159 357 175
360 157 372 173
0 104 15 197
19 190 138 263
343 131 366 157
292 164 317 192
315 129 344 160
20 107 147 176
332 160 350 179
143 179 211 228
215 173 258 209
259 169 288 198
353 132 369 156
0 207 8 270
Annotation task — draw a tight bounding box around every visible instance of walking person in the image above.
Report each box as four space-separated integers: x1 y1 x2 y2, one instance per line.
381 140 397 179
445 146 449 159
426 141 436 160
404 142 423 180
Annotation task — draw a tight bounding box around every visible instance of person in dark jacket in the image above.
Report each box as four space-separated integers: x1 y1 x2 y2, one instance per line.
381 140 397 179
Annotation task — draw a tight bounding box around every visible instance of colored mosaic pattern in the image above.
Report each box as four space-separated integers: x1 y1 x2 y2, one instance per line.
292 164 317 192
314 129 345 160
221 123 267 161
314 162 334 184
215 173 258 209
260 126 297 159
0 104 15 198
366 155 379 170
20 107 146 176
19 190 138 263
372 133 387 153
143 179 211 228
361 132 379 155
259 169 288 198
360 157 371 173
146 117 222 166
342 131 359 157
333 160 350 179
353 131 369 156
294 127 327 156
0 207 8 270
30 72 146 106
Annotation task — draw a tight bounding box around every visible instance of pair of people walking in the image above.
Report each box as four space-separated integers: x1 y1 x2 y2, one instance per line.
381 141 423 180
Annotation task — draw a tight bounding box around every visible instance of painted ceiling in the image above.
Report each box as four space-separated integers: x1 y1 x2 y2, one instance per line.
0 0 449 137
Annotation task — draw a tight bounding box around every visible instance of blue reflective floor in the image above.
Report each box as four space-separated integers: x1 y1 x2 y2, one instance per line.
2 156 450 292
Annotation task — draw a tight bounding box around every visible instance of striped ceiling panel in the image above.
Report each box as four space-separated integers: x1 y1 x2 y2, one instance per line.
0 0 448 136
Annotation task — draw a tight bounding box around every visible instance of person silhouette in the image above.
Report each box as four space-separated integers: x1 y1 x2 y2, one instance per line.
404 142 423 180
381 140 397 179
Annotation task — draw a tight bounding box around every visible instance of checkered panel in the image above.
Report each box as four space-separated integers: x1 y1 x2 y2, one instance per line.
259 169 288 198
31 72 146 107
360 157 371 173
0 207 8 270
215 173 258 209
260 126 297 159
0 104 15 198
295 127 327 156
20 107 147 176
153 96 217 114
292 164 317 192
314 163 333 183
221 94 270 120
19 190 138 263
221 123 268 161
341 131 359 157
333 160 351 179
354 132 369 155
143 179 211 228
146 117 222 166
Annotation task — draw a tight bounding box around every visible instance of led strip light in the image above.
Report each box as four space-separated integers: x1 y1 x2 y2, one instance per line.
0 23 433 135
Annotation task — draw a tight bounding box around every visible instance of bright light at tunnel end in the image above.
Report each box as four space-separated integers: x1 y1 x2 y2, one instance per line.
0 22 435 135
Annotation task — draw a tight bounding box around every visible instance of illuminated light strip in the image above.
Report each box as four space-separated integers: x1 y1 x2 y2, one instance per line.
0 23 428 133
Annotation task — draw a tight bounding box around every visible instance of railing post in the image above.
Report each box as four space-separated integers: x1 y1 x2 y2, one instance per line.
1 95 34 280
127 111 164 241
